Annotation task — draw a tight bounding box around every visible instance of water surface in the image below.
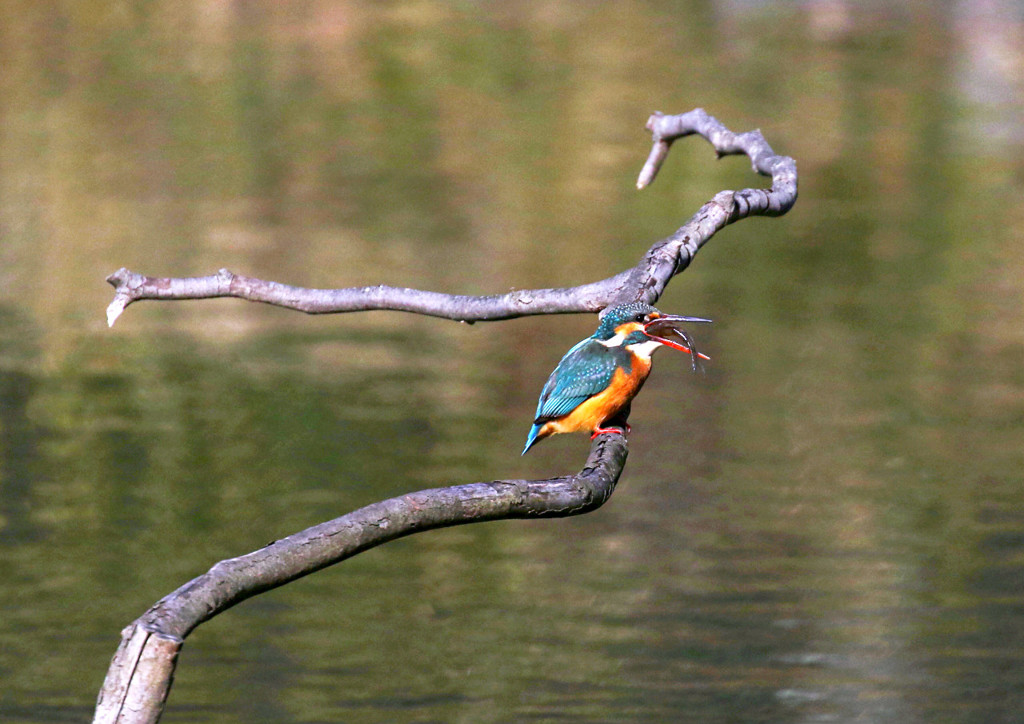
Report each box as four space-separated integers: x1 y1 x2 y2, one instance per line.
1 2 1023 722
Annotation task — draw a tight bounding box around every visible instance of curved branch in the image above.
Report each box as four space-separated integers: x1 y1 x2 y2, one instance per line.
623 109 798 306
95 435 627 721
94 109 797 723
104 109 796 327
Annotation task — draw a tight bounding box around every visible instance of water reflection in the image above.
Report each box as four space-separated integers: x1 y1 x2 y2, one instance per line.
0 308 45 547
1 1 1024 722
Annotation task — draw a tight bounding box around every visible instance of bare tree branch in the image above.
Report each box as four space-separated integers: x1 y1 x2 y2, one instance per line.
104 267 636 327
93 109 797 723
96 435 627 722
104 109 796 327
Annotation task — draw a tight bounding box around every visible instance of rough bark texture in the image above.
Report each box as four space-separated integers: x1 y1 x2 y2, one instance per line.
94 109 797 723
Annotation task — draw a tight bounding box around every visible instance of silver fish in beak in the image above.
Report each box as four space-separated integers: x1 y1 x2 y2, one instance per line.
643 314 712 371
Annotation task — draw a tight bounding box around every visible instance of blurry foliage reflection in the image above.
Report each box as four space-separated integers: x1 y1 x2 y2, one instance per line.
1 0 1024 722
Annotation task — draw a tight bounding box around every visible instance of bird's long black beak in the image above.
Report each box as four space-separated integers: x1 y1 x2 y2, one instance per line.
647 314 713 325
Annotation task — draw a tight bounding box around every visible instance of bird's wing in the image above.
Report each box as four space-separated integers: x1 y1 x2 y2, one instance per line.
534 338 619 422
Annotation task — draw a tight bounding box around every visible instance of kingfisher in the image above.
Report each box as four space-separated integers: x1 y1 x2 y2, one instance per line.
522 302 711 455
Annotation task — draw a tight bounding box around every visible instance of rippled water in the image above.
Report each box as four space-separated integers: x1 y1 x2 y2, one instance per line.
2 2 1023 722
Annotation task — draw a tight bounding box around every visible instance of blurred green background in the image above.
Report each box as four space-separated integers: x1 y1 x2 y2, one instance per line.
2 1 1023 722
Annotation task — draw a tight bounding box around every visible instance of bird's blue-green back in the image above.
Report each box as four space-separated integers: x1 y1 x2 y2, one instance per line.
534 338 626 421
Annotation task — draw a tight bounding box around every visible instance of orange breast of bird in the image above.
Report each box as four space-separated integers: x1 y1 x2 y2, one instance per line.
539 356 652 437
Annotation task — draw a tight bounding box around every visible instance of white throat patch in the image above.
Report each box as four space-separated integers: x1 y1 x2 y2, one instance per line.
625 339 662 360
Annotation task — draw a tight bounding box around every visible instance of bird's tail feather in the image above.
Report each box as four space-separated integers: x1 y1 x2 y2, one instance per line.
522 424 543 455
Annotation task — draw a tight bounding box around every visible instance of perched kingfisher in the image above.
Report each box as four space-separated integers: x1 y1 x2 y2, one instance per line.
522 302 711 455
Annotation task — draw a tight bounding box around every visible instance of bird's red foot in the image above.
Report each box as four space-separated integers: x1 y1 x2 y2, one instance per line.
591 424 631 439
